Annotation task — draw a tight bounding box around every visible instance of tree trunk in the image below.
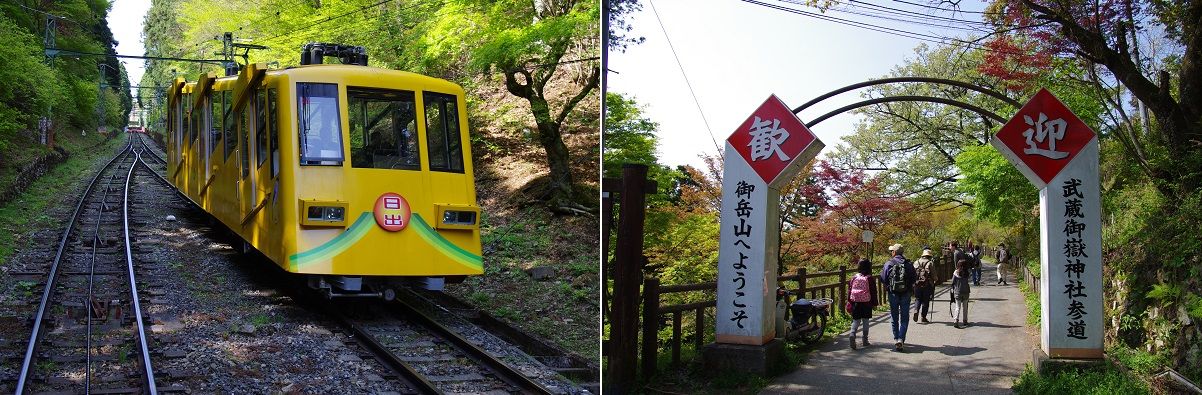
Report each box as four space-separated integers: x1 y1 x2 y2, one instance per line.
532 98 577 210
505 66 595 214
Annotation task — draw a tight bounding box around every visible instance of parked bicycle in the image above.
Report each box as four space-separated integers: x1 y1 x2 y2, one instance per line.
776 286 831 344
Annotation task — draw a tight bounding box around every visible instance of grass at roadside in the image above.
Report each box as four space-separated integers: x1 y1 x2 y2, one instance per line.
0 135 119 264
1012 363 1148 394
446 206 599 362
1017 266 1041 327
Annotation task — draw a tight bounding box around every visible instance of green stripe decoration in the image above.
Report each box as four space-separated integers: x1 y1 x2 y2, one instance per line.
288 212 373 270
411 214 484 271
287 212 483 272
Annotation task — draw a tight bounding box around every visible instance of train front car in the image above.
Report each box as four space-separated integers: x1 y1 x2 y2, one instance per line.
277 62 483 296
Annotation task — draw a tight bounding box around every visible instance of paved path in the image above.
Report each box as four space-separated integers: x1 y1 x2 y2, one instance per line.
762 261 1036 394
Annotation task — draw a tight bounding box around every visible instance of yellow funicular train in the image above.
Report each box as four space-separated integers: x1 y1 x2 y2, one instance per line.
165 44 482 297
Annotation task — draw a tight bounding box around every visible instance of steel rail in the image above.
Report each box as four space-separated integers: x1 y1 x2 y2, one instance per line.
85 136 135 393
15 139 134 394
125 147 158 394
391 298 555 395
136 135 166 164
327 310 443 395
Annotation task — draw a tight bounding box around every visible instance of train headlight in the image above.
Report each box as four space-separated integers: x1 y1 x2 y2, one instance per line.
442 210 476 225
300 200 349 227
435 205 480 230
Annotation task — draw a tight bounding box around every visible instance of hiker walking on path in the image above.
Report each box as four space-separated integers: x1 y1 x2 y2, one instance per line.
847 259 878 350
970 244 983 286
881 244 917 351
951 258 972 328
948 241 965 276
995 243 1011 285
912 249 937 324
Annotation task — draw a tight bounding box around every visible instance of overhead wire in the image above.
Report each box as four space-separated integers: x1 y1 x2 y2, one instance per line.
647 0 723 159
847 0 999 26
891 0 1002 16
740 0 1044 58
827 4 987 32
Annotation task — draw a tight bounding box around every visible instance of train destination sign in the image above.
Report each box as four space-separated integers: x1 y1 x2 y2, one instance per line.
991 88 1103 359
710 94 823 370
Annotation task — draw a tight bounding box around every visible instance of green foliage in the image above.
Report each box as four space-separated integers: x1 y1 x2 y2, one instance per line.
1018 267 1041 327
602 93 659 178
644 212 719 291
0 0 130 170
1108 344 1169 376
1146 283 1183 303
1012 364 1148 394
954 145 1038 225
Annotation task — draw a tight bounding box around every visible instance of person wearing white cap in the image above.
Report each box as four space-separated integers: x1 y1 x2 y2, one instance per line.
912 249 938 323
881 243 917 351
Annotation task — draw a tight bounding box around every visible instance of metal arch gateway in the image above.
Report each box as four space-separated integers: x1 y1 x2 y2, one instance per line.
790 77 1020 128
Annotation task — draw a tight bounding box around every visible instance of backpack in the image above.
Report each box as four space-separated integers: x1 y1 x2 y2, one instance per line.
849 274 871 302
914 261 931 288
888 259 911 293
999 249 1011 263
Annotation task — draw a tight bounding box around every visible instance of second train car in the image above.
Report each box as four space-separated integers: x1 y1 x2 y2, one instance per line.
165 44 482 297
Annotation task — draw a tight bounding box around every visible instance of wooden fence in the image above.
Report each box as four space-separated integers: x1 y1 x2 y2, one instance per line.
1022 259 1040 297
640 254 958 375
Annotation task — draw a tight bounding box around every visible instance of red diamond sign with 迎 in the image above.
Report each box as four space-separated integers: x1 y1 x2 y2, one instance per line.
991 88 1097 190
728 95 820 185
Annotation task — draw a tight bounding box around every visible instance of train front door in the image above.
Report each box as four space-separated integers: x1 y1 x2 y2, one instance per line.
238 107 255 221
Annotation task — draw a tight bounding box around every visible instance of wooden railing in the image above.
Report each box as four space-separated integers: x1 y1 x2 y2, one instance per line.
640 254 957 375
1022 259 1040 297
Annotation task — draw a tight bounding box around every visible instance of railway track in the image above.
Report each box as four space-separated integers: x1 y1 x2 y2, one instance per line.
13 135 162 394
329 295 560 395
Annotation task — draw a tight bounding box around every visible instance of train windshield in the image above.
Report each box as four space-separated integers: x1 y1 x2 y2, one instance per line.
297 83 344 165
348 87 420 170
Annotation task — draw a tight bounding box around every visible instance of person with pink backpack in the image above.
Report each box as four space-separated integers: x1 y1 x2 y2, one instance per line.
847 259 879 349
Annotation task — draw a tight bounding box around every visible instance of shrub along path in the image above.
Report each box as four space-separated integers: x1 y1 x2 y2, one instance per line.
762 260 1035 394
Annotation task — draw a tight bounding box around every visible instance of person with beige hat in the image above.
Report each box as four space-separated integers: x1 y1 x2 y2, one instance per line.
912 248 938 323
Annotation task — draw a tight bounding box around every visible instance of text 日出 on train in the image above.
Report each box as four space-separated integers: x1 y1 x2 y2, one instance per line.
165 44 482 297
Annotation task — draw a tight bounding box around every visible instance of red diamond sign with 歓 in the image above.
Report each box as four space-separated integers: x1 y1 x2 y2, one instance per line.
728 94 820 185
991 88 1097 190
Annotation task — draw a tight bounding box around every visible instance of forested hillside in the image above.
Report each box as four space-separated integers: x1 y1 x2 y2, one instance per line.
138 0 601 359
0 0 130 198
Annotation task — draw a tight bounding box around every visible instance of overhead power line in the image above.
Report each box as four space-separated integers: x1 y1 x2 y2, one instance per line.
891 0 1001 16
648 0 723 158
739 0 1042 58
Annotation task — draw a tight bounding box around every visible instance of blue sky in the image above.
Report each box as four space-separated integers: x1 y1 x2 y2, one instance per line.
608 0 992 170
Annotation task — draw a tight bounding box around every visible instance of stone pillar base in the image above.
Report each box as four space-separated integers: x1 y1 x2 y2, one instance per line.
1033 348 1106 375
702 340 786 376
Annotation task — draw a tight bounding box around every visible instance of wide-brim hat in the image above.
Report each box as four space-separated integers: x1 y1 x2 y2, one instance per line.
888 243 904 252
922 249 932 257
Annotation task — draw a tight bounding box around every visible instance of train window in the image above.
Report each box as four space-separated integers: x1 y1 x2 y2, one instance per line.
268 88 279 176
256 88 268 168
297 83 344 165
210 91 223 156
347 87 420 170
223 91 234 160
240 109 250 178
174 100 183 160
422 92 464 173
184 94 194 146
